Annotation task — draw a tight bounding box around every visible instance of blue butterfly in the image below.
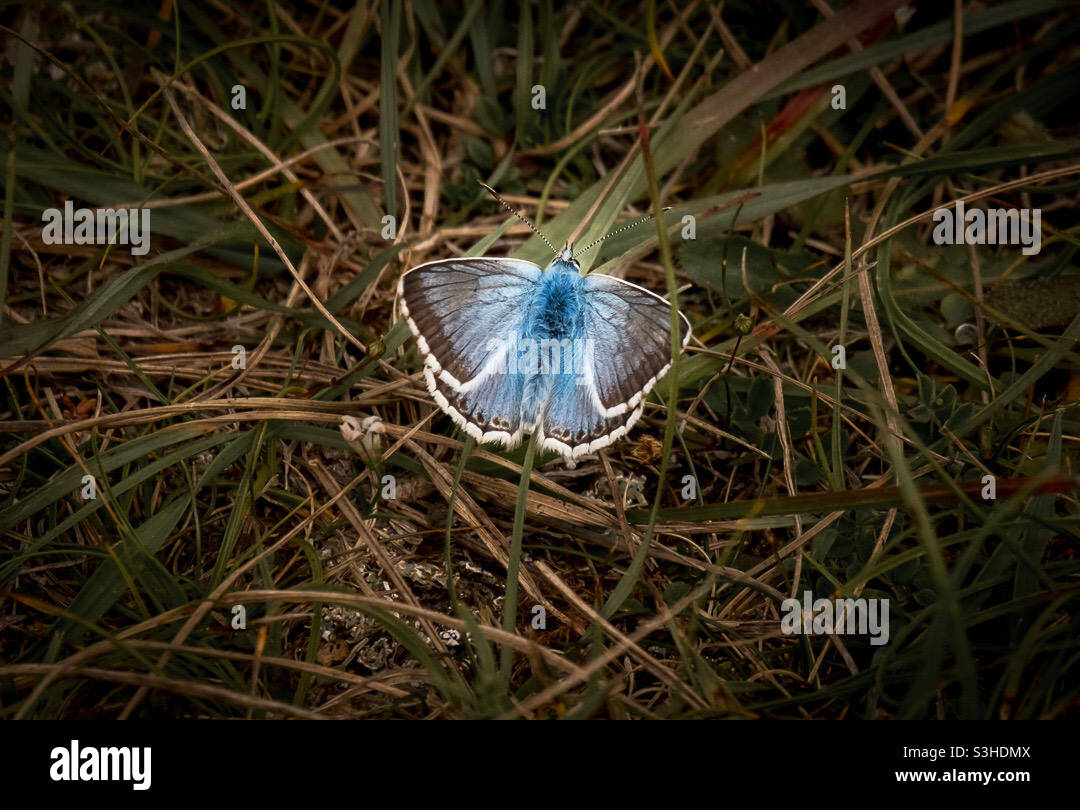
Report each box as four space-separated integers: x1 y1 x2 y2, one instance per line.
398 197 691 465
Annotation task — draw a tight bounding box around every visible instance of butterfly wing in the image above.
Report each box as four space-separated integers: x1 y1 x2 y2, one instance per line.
398 258 541 447
540 274 691 460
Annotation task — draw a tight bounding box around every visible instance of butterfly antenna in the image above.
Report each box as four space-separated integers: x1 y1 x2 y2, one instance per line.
478 181 559 256
573 207 674 258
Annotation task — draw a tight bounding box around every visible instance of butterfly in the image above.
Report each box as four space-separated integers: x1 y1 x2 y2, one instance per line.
397 189 691 465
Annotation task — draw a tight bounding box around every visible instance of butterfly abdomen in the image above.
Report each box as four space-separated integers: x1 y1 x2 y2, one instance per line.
520 373 553 428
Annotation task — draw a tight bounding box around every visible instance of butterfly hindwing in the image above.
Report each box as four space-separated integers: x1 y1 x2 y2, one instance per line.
425 356 528 448
540 361 646 459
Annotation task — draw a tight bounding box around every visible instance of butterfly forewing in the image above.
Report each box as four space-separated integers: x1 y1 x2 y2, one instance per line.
579 274 691 414
399 258 541 387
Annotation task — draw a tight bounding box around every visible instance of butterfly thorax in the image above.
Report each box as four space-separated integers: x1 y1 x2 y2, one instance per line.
532 260 584 340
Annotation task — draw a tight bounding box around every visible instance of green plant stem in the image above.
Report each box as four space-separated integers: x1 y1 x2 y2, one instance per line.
500 430 538 685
